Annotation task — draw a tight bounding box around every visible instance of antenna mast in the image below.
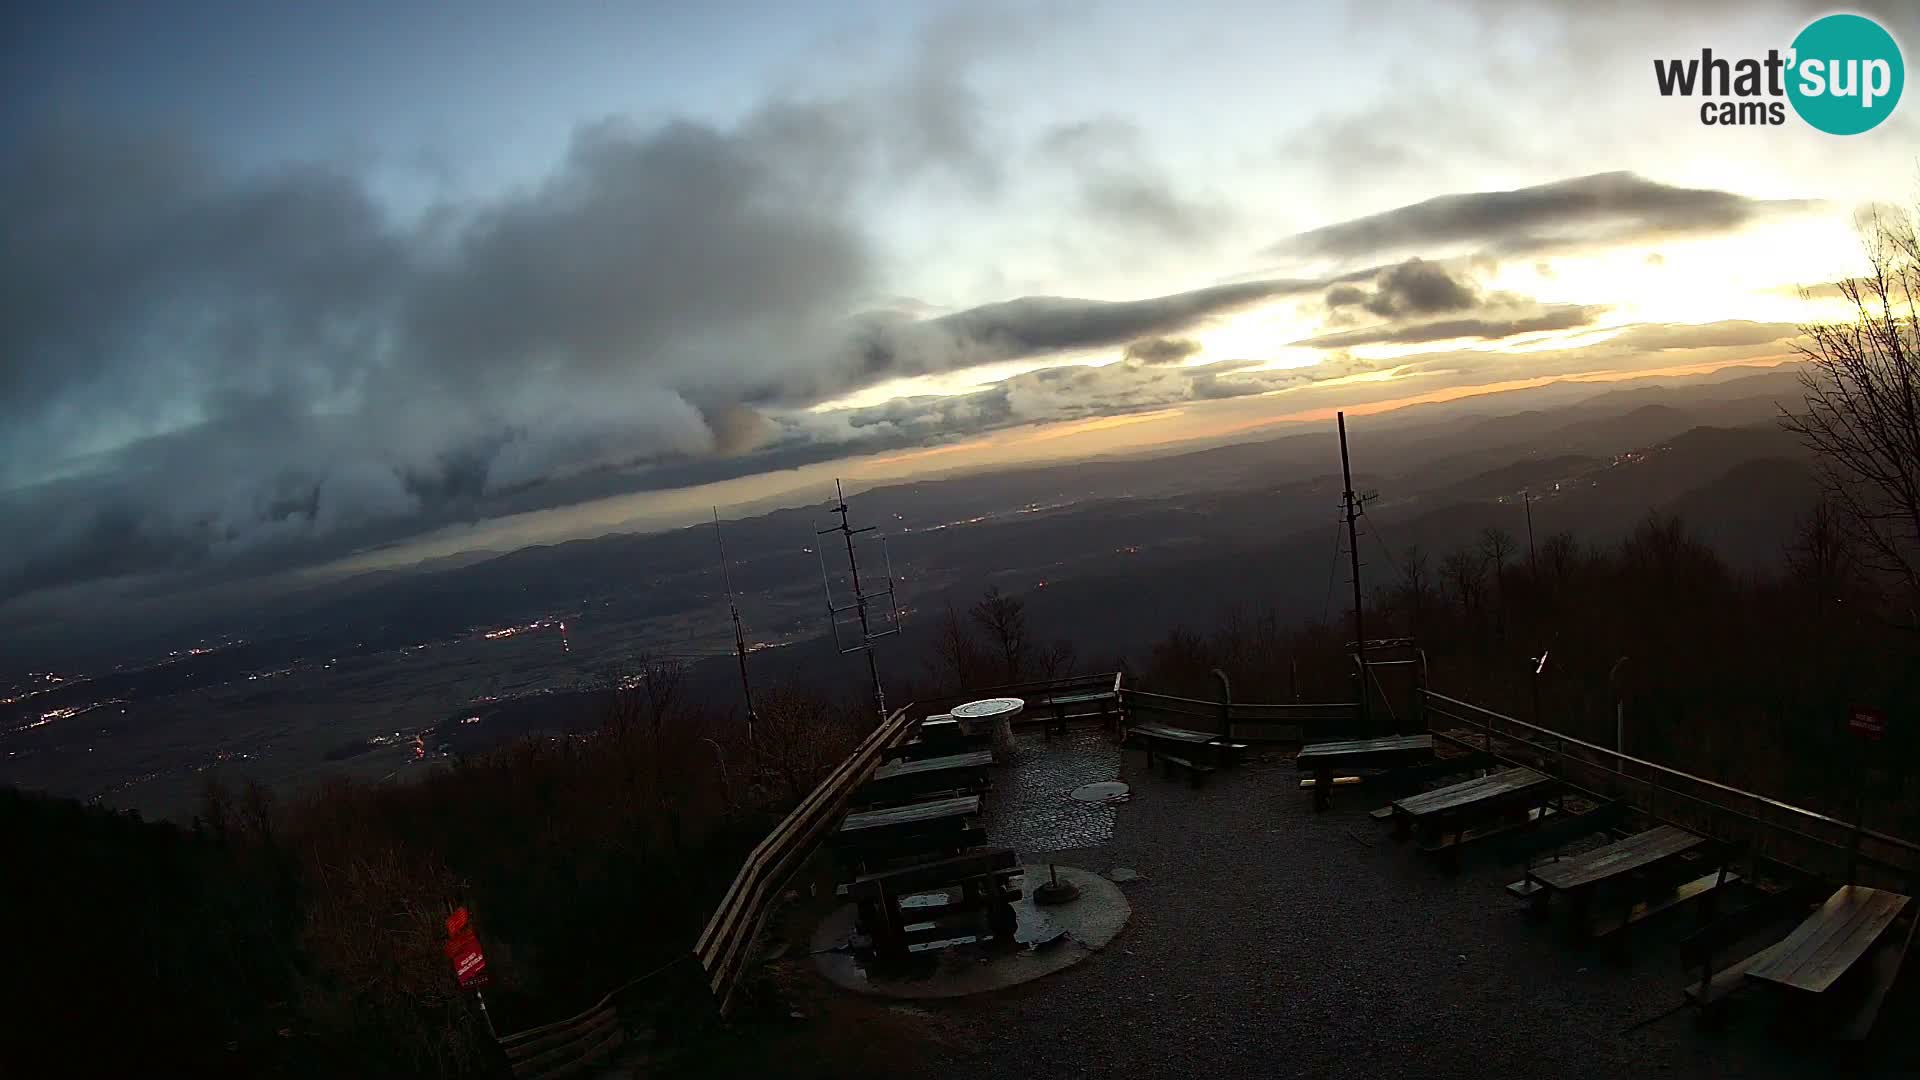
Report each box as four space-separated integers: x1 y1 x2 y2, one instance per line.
1338 412 1371 729
713 509 758 741
816 480 901 719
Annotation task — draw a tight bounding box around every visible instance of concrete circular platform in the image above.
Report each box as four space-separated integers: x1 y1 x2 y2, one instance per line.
810 864 1130 1000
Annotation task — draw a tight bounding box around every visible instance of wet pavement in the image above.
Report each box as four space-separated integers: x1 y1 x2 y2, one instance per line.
891 733 1920 1080
979 725 1121 856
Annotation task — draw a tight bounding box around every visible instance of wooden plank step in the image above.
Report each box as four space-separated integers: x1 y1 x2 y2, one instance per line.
1590 871 1741 939
1369 805 1395 821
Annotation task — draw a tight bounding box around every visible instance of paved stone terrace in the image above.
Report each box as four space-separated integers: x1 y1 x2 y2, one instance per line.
906 729 1920 1079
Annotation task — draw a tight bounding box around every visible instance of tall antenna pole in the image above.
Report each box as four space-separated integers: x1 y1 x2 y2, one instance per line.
713 509 758 741
1338 412 1370 729
1523 489 1538 577
816 480 899 720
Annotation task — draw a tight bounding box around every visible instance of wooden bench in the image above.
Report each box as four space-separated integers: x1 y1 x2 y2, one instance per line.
1521 825 1730 940
1296 734 1435 811
895 716 991 760
853 750 993 807
1679 881 1824 1019
1743 885 1916 1040
833 795 983 871
1390 767 1559 862
1499 798 1629 873
1033 688 1120 738
1127 721 1248 770
839 847 1022 962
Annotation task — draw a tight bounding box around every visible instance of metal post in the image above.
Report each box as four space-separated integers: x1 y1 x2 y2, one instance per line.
473 989 498 1041
816 480 898 721
1338 412 1369 730
1212 667 1232 748
713 509 758 743
1523 489 1537 578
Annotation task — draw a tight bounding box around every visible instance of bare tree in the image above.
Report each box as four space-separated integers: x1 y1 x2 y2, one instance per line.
1398 545 1433 631
1781 203 1920 626
1479 527 1518 625
1440 548 1487 612
970 586 1031 682
1539 530 1581 590
931 602 988 689
1035 638 1078 680
1786 498 1861 611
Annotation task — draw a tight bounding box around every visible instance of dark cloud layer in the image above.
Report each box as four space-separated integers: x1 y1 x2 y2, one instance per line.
0 104 1319 603
1327 258 1480 317
1298 305 1605 348
1276 171 1811 260
1123 336 1204 365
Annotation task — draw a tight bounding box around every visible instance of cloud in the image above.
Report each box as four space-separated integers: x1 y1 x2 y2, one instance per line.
1326 258 1480 317
0 96 1333 604
834 277 1327 388
1274 172 1812 261
1298 305 1606 348
1122 336 1203 365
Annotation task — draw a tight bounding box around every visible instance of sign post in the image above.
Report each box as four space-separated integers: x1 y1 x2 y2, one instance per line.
445 905 497 1040
1846 706 1887 885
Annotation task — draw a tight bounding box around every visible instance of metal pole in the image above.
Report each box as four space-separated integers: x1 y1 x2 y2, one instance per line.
713 509 758 742
1338 412 1369 730
823 480 888 720
1523 489 1537 578
473 989 498 1041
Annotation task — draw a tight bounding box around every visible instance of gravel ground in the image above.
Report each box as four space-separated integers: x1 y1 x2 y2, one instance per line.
894 737 1920 1080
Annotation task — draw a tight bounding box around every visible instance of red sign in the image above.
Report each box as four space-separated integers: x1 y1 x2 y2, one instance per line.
444 907 490 990
1850 706 1887 742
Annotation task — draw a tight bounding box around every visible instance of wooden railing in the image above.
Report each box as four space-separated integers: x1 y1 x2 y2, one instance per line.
1421 689 1920 888
692 703 920 1014
1121 688 1358 743
913 671 1124 723
497 990 623 1080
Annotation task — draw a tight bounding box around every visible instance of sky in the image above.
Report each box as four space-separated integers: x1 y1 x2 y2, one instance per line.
2 0 1916 621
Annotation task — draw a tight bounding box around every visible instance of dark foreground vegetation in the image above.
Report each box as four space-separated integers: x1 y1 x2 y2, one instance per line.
1 676 875 1078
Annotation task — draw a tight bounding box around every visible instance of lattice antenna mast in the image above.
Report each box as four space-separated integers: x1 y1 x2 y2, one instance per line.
712 508 758 741
1339 412 1373 729
815 479 901 719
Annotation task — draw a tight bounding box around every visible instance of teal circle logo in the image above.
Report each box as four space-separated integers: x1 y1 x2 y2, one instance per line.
1787 14 1904 135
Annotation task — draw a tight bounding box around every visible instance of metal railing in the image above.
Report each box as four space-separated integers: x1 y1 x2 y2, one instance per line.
1421 689 1920 888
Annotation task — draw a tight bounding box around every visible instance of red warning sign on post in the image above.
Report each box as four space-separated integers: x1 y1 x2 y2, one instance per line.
1849 706 1887 742
444 907 490 990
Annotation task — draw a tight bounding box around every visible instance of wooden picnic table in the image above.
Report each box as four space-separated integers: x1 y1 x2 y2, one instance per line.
1297 734 1435 811
1390 767 1557 854
1522 825 1731 938
858 750 994 804
840 794 981 837
1528 824 1706 892
1746 885 1911 994
871 750 993 784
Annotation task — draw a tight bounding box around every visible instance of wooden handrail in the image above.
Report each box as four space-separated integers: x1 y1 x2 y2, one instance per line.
693 703 919 1013
1421 689 1920 881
